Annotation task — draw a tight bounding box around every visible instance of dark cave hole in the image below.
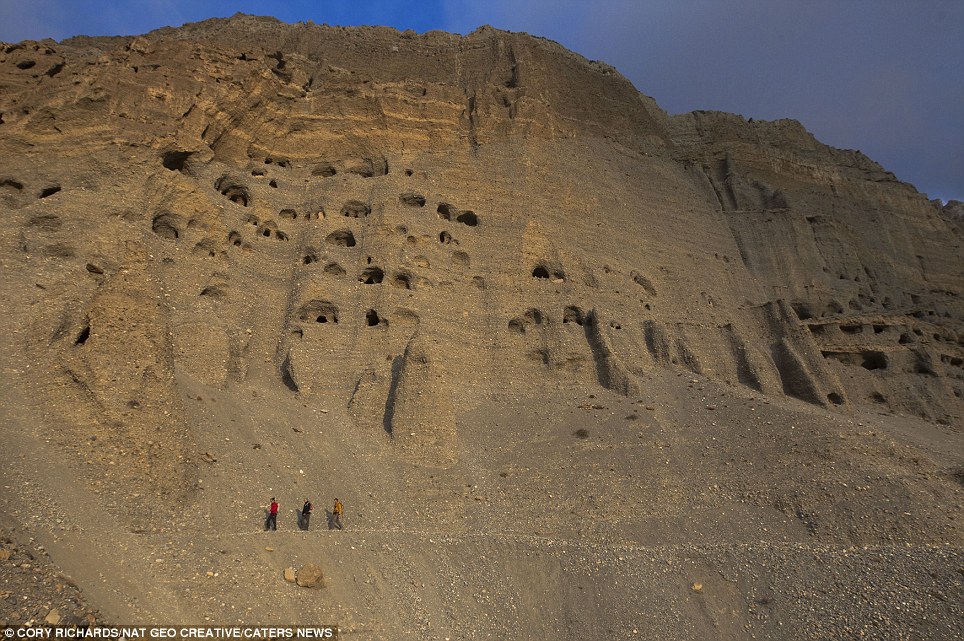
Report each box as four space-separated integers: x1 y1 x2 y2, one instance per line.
299 300 340 325
366 309 385 327
312 163 336 177
456 211 478 226
563 306 584 326
532 265 565 281
341 200 371 218
437 203 456 221
399 193 426 207
151 213 180 240
359 267 384 285
325 230 356 247
215 177 250 206
861 352 888 370
162 151 192 172
791 302 813 320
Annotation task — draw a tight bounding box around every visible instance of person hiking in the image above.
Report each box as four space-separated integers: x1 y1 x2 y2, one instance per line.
302 498 313 530
265 497 279 531
332 498 344 530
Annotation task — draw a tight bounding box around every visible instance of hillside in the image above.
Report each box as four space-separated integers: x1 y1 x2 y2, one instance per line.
0 14 961 639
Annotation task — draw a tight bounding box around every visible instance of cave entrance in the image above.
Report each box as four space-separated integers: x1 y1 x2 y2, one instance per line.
359 267 384 284
325 230 357 247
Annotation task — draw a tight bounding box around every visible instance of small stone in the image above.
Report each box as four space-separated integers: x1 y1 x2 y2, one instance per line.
45 609 61 625
691 582 703 592
283 567 296 583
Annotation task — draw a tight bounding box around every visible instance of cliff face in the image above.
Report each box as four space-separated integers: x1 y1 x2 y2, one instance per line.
0 15 961 636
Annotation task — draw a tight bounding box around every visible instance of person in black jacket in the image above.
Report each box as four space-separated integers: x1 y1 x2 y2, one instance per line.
302 498 313 530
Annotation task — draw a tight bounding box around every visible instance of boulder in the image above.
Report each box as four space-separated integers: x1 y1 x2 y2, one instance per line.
295 563 325 588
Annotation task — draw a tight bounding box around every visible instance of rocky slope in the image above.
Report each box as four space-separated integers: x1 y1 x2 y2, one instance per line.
0 14 961 639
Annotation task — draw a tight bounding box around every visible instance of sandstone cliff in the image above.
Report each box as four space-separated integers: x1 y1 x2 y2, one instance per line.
0 15 960 639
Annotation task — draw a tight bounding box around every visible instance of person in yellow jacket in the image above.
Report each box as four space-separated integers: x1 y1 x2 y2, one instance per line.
331 498 344 530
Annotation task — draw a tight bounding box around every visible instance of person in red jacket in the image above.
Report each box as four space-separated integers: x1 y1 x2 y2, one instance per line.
265 497 279 531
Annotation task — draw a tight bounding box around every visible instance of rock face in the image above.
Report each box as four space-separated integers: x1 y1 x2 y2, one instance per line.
0 14 960 639
1 15 957 479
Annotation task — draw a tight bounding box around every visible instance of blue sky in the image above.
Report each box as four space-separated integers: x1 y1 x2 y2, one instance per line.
1 0 962 202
